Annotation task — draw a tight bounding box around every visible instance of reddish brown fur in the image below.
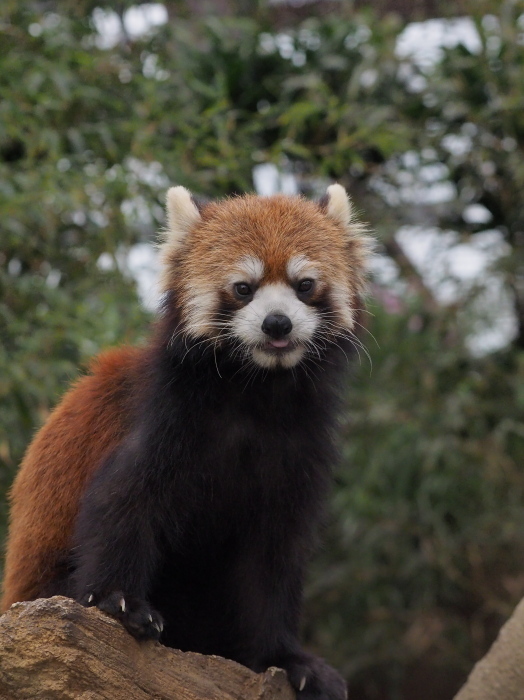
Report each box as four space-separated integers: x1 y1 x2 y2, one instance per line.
162 195 368 327
1 346 144 611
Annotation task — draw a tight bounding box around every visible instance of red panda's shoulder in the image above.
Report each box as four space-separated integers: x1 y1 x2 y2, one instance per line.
85 344 146 382
0 344 146 610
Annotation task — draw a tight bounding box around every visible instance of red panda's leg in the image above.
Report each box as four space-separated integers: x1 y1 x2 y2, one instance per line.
268 651 348 700
71 442 168 641
235 542 348 700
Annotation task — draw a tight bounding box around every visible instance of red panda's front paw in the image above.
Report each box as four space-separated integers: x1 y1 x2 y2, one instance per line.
81 590 164 641
277 652 348 700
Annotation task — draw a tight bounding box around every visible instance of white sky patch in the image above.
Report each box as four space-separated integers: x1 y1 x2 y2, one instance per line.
92 9 121 49
98 244 160 312
93 3 167 49
396 226 515 353
253 163 298 196
126 243 160 312
369 254 401 287
125 4 167 36
396 17 482 70
121 196 154 228
125 158 170 188
373 151 458 206
97 252 115 272
258 32 306 67
372 166 456 207
442 133 473 158
395 227 509 302
463 203 492 225
466 276 517 355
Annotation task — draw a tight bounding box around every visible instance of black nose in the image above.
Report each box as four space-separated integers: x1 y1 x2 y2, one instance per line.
261 314 293 339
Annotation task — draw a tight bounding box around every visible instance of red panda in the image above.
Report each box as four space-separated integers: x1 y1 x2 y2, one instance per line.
2 185 371 700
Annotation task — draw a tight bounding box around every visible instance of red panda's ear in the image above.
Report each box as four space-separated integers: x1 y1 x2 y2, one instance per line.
164 186 201 250
324 184 353 231
323 184 372 250
158 187 202 292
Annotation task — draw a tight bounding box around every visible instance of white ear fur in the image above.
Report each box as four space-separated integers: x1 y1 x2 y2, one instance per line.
158 187 201 292
325 184 353 229
164 186 201 249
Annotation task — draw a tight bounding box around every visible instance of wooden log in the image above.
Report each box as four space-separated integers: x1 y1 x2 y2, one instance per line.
0 596 295 700
453 596 524 700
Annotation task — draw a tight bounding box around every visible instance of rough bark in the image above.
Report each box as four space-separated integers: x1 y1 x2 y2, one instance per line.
453 596 524 700
0 596 295 700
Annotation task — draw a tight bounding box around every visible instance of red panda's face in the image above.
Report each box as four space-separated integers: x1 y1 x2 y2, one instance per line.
159 187 372 370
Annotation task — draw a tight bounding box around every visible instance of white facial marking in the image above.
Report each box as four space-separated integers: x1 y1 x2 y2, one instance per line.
232 282 318 369
330 285 355 330
286 255 320 282
232 255 264 284
184 286 217 337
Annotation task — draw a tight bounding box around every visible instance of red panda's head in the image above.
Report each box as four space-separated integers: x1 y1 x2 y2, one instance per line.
158 186 372 370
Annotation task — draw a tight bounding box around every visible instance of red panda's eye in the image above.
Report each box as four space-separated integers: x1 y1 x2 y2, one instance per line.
234 282 252 298
298 279 314 293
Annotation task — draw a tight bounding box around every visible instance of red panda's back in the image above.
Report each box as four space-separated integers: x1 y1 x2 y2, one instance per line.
1 345 144 611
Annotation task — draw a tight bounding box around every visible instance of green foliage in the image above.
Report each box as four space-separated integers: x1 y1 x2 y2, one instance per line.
391 2 524 346
2 1 524 698
0 1 152 538
307 305 524 698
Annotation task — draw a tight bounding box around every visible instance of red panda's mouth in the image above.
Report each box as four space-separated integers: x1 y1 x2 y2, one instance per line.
251 339 306 368
263 338 297 354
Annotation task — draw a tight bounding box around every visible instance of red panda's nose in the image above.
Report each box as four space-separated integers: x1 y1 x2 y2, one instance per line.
261 314 293 339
